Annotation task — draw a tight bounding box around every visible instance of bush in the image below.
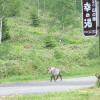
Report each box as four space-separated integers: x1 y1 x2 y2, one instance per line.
2 18 10 41
62 36 82 44
13 45 24 51
30 30 43 35
30 7 40 27
45 35 57 48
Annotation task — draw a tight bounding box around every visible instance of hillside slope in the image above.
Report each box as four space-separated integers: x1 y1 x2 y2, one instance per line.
0 0 99 83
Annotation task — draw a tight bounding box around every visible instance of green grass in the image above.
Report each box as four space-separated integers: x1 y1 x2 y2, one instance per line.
2 87 100 100
0 0 99 83
0 60 99 84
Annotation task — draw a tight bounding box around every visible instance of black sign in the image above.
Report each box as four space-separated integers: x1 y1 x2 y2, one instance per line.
82 0 96 36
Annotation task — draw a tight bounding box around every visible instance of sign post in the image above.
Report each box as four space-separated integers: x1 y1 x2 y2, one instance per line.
82 0 97 36
97 0 100 56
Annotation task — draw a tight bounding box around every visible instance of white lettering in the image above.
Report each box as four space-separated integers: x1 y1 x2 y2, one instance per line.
84 2 91 12
84 18 92 28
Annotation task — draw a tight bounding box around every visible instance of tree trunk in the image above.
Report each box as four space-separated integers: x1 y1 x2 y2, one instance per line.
0 18 2 43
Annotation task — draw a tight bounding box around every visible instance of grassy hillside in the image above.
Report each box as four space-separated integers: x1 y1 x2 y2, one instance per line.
0 0 99 83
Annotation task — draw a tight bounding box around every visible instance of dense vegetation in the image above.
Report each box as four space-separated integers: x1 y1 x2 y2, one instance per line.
0 0 99 83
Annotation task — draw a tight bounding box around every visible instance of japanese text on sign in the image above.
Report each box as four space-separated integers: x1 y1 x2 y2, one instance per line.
82 0 96 36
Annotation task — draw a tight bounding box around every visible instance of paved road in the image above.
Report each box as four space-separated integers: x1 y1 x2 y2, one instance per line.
0 76 97 96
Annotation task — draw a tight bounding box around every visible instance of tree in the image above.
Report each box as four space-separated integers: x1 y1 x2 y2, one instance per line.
30 7 40 27
0 0 10 42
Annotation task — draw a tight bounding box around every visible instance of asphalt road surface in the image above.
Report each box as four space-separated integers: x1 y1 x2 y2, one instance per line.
0 76 97 96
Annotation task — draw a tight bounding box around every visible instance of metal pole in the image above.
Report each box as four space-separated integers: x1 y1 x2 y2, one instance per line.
98 0 100 56
62 16 64 32
44 0 45 12
97 0 100 56
38 0 40 17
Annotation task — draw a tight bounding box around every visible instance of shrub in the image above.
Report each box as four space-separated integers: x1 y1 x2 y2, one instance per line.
13 45 24 51
30 30 43 35
2 18 10 41
45 35 57 48
4 65 25 77
30 7 40 27
62 36 82 44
